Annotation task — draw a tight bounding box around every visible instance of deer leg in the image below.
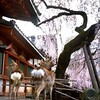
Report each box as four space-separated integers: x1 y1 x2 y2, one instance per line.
35 90 41 100
9 85 11 100
9 85 14 100
31 87 33 99
35 83 45 100
16 86 19 100
14 89 17 100
50 87 53 100
44 89 46 100
14 85 19 100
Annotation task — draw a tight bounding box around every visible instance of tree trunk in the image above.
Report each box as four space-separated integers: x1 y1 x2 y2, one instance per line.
56 22 99 78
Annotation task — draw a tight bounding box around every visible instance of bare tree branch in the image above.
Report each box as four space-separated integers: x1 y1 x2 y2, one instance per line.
39 0 88 29
38 12 81 26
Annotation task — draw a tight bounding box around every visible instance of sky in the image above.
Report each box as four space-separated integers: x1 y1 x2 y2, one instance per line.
14 20 45 36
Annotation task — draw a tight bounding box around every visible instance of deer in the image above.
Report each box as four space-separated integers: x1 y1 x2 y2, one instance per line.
7 60 24 100
31 57 55 100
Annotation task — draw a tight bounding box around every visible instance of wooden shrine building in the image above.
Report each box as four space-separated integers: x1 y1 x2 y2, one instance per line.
0 0 44 96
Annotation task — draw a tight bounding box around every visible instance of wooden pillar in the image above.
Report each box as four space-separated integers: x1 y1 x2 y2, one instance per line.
2 52 8 95
24 64 28 96
83 45 99 92
25 64 28 76
24 83 27 97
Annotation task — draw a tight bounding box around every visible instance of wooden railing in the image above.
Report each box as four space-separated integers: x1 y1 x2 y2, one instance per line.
1 76 33 96
54 79 83 100
1 77 83 99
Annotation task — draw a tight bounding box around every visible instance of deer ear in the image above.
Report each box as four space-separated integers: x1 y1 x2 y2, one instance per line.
11 60 17 65
11 60 15 63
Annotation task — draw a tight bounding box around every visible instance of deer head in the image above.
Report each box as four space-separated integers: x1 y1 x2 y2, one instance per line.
39 57 54 70
7 60 18 71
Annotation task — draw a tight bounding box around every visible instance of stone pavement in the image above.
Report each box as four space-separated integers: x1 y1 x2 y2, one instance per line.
0 96 49 100
0 96 32 100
